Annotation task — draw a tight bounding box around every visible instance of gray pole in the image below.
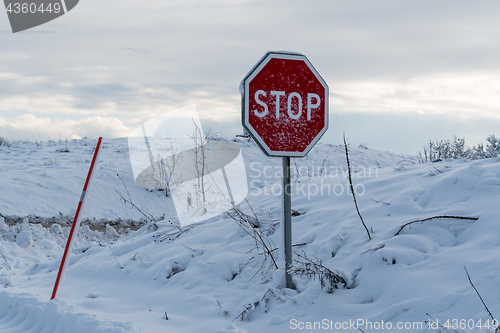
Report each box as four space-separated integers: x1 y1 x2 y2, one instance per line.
282 156 293 289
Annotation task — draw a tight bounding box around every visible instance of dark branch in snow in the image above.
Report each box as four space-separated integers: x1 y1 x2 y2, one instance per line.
464 265 498 330
360 244 385 255
344 132 371 240
115 189 155 224
154 226 193 243
395 216 479 236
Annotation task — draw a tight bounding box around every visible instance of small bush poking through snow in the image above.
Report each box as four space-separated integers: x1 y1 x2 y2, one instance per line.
290 251 351 293
418 134 500 162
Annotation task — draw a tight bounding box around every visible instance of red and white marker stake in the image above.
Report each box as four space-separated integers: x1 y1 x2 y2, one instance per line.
51 137 103 300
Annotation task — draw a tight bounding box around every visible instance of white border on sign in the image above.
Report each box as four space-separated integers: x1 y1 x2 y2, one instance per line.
242 51 329 157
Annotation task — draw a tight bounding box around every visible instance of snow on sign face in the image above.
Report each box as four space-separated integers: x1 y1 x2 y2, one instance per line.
242 51 329 157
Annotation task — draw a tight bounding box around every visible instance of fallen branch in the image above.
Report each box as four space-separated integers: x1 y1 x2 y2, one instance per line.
360 244 385 255
395 216 478 236
344 133 371 240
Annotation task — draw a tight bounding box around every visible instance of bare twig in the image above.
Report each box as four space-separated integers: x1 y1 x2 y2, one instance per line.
397 159 415 165
425 313 444 329
360 157 368 168
233 288 295 322
360 244 385 255
395 216 478 236
305 155 311 177
225 231 277 282
268 243 309 253
117 173 132 203
181 244 196 252
109 246 125 269
163 143 183 194
319 149 331 176
464 265 498 329
225 201 278 273
291 250 349 292
337 234 346 244
21 264 30 280
115 189 154 223
154 226 193 243
132 252 151 264
371 199 390 206
270 287 297 303
233 299 261 322
293 159 300 183
0 242 11 270
189 120 209 207
433 166 444 173
116 173 160 228
344 132 371 240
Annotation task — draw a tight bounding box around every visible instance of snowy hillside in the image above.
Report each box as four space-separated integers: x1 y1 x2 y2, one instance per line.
1 137 500 333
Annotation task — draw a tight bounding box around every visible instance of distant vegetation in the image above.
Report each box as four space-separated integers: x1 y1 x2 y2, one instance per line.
418 135 500 163
0 137 33 146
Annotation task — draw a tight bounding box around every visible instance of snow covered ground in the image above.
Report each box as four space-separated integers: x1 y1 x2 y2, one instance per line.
1 137 500 332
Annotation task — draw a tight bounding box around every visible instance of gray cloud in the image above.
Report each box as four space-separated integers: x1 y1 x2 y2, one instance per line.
1 0 499 153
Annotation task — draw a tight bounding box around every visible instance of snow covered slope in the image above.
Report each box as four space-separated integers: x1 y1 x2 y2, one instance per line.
1 137 500 333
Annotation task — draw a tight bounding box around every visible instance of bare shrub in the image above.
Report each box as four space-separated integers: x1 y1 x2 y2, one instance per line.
290 251 350 293
225 201 279 280
234 288 296 321
418 135 500 162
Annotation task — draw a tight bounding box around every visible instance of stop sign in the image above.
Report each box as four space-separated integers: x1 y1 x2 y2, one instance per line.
241 51 329 157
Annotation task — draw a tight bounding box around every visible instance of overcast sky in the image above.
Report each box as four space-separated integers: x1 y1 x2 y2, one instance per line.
1 0 500 154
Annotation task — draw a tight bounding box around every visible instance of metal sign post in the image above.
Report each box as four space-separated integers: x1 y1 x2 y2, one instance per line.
282 156 293 288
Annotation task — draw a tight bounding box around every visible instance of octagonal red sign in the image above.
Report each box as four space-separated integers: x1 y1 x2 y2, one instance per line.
241 51 329 157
